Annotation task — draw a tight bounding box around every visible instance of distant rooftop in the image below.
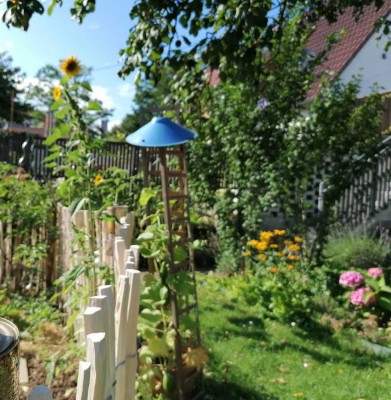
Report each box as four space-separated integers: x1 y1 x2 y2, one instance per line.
307 1 391 97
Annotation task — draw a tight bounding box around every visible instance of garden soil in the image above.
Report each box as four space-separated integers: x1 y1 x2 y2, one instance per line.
19 340 77 400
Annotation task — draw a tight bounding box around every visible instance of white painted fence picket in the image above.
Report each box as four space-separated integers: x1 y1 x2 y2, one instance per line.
28 237 141 400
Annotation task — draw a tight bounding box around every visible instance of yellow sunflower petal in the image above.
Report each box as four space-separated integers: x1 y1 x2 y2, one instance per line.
60 55 82 77
52 86 62 101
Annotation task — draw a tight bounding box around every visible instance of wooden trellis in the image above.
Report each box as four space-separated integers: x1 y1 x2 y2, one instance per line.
128 116 202 400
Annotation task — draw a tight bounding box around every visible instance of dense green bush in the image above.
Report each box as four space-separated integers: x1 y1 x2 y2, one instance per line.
324 227 390 270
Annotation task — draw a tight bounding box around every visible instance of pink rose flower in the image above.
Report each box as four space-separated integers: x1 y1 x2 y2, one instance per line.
339 271 364 287
349 286 376 306
367 267 383 278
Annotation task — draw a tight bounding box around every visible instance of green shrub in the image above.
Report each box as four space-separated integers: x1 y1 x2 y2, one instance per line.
324 227 390 270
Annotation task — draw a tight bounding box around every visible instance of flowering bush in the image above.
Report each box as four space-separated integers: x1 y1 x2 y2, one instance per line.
242 229 312 322
339 267 391 313
339 271 364 287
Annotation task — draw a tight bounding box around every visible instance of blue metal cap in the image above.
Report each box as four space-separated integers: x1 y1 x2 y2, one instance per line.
125 116 196 147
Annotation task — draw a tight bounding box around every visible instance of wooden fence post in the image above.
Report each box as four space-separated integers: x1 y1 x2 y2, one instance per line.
86 332 107 400
115 275 130 400
125 269 141 399
76 361 91 400
83 307 104 337
130 245 140 269
89 295 115 400
114 237 126 280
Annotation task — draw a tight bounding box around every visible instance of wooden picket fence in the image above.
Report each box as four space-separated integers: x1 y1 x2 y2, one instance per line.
0 203 137 292
27 229 142 400
56 203 136 278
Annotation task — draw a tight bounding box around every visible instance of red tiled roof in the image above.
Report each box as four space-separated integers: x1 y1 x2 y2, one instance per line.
307 1 391 97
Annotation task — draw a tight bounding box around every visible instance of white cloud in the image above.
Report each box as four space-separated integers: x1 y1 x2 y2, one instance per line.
92 85 114 109
0 39 14 50
17 76 44 91
108 119 121 131
118 82 136 100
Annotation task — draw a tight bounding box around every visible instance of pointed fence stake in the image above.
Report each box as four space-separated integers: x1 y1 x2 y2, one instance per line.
86 332 106 400
76 361 91 400
125 269 141 399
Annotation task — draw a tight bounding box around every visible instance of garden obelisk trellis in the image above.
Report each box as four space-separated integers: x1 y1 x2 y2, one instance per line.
126 116 202 400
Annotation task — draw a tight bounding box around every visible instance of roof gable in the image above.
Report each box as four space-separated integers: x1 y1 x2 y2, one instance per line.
307 1 391 97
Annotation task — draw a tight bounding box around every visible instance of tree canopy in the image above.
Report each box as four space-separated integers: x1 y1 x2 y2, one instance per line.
0 52 31 123
1 1 389 86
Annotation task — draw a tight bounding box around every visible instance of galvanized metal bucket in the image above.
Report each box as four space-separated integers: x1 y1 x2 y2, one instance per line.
0 318 20 399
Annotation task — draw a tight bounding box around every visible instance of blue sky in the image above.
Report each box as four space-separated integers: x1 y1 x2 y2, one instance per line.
0 1 137 128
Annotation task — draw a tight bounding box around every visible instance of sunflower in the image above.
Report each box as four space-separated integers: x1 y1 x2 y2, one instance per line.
52 86 62 101
60 55 82 77
93 173 104 185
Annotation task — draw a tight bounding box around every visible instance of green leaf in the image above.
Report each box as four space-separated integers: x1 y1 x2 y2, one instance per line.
137 231 154 241
44 152 60 162
139 345 154 364
60 76 70 86
159 286 169 301
43 124 70 146
134 71 141 85
140 325 156 339
140 308 161 323
378 295 391 311
173 246 188 264
147 337 170 357
139 187 156 206
81 81 93 92
69 197 89 216
87 101 103 111
54 106 71 119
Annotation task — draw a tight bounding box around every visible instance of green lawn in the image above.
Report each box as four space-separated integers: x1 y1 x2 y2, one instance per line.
198 274 391 400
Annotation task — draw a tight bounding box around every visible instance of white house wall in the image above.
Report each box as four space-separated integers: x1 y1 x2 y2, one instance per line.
339 29 391 96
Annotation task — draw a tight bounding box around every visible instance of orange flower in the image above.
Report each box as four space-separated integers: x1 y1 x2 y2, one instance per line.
248 240 258 247
288 244 301 252
258 253 267 261
269 244 279 249
242 250 251 257
260 231 274 241
276 252 284 257
274 229 286 236
271 267 279 273
256 241 268 251
287 264 294 270
288 255 300 261
294 236 303 243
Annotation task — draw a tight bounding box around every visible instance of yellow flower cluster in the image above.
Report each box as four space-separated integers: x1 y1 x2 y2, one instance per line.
244 229 304 273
